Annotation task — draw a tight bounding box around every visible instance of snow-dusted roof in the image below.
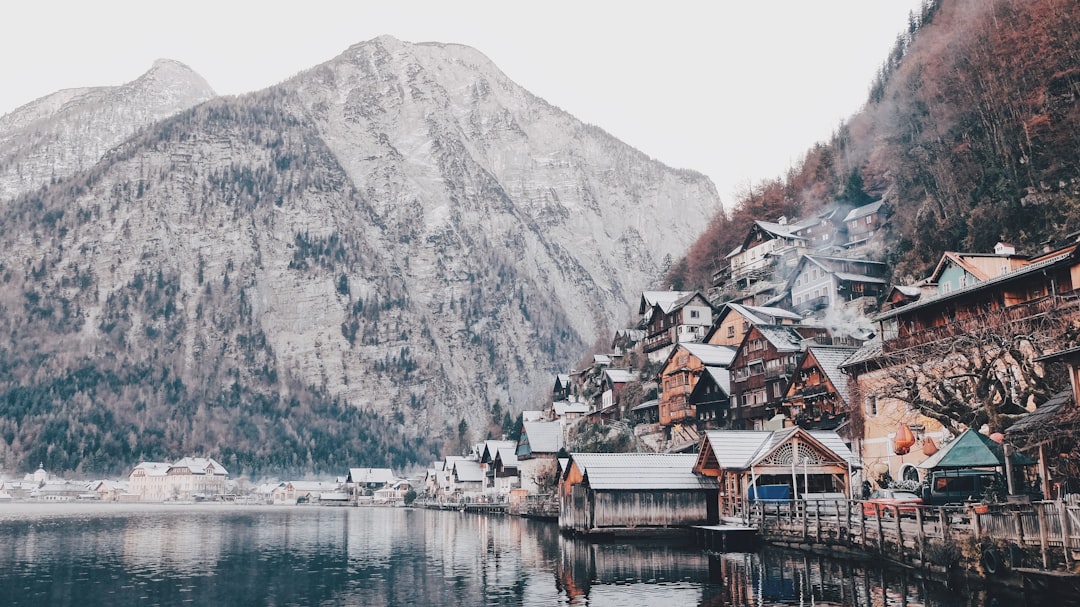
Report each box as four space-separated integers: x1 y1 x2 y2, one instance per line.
802 346 860 406
494 447 519 468
640 291 695 314
677 342 737 367
348 468 395 484
518 420 564 455
834 272 888 284
171 457 228 476
604 369 635 384
452 459 485 483
842 200 884 222
481 440 517 463
700 367 731 396
553 401 590 416
522 410 545 422
131 462 171 477
569 453 718 491
755 325 806 352
630 398 659 412
593 354 612 366
699 428 857 470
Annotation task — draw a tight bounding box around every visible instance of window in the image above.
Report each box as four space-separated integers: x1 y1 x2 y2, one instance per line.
865 215 873 225
727 325 735 338
690 310 699 319
865 395 878 416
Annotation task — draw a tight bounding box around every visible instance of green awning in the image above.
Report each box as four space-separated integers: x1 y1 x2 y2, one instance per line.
917 428 1036 470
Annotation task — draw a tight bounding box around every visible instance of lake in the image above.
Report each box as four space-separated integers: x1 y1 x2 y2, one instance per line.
0 502 1024 606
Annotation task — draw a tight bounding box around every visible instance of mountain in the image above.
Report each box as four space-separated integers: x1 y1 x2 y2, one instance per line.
0 59 217 202
669 0 1080 290
0 36 720 476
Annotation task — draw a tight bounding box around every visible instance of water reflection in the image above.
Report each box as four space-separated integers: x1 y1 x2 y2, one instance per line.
0 503 1034 606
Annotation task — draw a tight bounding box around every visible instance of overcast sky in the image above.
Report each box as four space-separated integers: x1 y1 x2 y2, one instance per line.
1 1 924 205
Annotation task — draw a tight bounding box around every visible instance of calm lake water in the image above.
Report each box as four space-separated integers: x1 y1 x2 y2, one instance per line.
0 502 1027 606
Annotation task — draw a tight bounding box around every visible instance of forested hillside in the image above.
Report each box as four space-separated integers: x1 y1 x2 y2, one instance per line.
670 0 1080 289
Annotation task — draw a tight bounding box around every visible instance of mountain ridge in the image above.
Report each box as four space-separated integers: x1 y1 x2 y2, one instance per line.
0 37 719 476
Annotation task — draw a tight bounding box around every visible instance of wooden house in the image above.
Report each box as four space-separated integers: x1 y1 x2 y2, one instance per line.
841 200 885 247
641 291 714 361
657 342 736 427
692 428 856 517
559 453 719 534
783 345 859 432
688 366 731 428
553 374 572 401
705 302 802 348
728 219 810 288
728 324 828 430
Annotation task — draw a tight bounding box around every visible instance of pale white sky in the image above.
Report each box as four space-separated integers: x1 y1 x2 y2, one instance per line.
1 1 923 205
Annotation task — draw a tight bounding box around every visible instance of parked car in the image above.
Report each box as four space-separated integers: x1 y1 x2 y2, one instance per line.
920 469 1004 506
863 489 923 516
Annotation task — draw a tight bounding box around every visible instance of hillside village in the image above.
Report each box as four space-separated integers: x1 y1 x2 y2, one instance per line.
492 197 1080 513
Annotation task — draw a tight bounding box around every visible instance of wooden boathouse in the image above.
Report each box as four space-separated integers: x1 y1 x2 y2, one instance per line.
559 453 719 534
692 427 857 518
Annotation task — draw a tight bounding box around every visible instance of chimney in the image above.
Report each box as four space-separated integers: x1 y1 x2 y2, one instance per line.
777 216 788 225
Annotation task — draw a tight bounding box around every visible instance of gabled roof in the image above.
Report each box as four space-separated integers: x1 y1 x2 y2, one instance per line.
494 447 519 469
918 429 1036 470
697 428 857 471
604 369 635 384
631 398 659 412
841 200 884 222
799 346 860 406
874 244 1080 322
639 291 695 315
838 337 882 370
348 468 395 484
754 325 806 353
452 459 485 483
699 366 731 396
554 374 571 389
593 354 612 366
568 453 718 490
131 462 171 477
674 342 737 367
518 420 564 455
480 440 517 463
172 457 228 476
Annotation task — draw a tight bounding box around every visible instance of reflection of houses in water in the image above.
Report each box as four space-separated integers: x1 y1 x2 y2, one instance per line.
556 534 717 602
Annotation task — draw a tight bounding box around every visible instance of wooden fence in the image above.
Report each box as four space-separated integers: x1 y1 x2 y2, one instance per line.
744 498 1080 571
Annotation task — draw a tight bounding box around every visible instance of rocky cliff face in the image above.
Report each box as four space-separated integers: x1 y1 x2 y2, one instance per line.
0 59 216 202
0 37 720 475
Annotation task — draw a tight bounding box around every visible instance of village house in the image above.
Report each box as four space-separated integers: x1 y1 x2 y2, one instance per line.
688 366 731 428
785 254 888 318
516 419 564 493
728 324 829 430
640 291 714 361
128 458 228 502
559 453 719 534
657 342 736 427
272 480 344 505
166 457 230 500
479 440 518 494
782 345 860 432
841 200 886 248
727 219 811 289
841 240 1080 484
347 467 396 498
129 462 172 501
705 302 803 349
693 428 856 518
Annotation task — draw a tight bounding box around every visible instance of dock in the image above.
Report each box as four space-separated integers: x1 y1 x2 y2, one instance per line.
696 522 758 552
